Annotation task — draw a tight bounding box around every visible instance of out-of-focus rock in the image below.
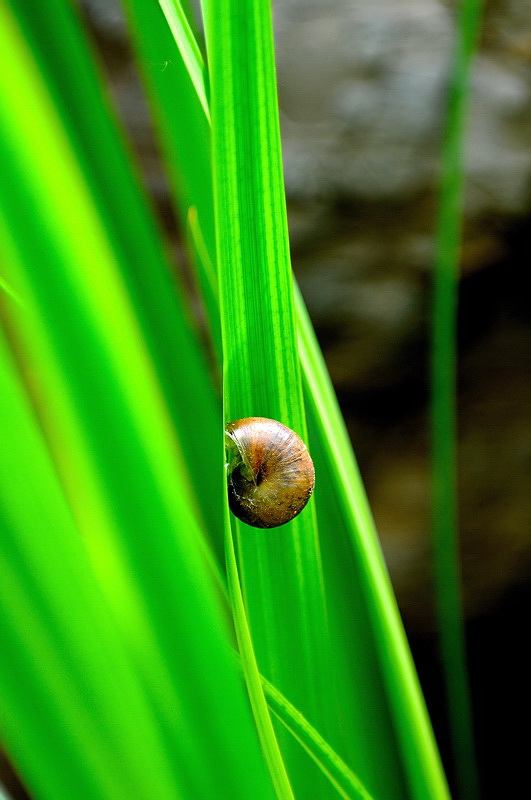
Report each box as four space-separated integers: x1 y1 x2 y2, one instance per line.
276 0 454 201
275 0 531 213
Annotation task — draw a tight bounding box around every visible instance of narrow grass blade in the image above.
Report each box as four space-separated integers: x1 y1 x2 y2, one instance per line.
261 675 375 800
224 512 294 800
0 276 24 308
158 0 210 120
123 0 222 368
431 0 484 797
296 287 450 800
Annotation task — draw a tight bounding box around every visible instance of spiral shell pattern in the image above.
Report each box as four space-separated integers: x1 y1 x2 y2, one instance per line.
225 417 315 528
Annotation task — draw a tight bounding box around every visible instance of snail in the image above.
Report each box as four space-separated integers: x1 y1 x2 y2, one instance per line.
225 417 315 528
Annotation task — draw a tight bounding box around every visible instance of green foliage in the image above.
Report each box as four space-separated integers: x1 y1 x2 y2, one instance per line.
0 0 479 797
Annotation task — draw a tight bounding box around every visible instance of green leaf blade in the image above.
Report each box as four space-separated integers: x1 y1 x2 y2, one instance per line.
203 0 342 795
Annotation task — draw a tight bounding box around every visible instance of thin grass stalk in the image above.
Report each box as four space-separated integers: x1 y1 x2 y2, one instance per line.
224 510 293 800
157 0 210 120
262 674 376 800
431 0 484 797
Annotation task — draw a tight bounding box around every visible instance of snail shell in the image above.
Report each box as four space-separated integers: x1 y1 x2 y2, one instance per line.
225 417 315 528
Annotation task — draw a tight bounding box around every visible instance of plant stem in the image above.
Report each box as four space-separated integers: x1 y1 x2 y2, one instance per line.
431 0 484 798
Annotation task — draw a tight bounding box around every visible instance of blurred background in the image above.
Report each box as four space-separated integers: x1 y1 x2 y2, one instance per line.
3 0 528 797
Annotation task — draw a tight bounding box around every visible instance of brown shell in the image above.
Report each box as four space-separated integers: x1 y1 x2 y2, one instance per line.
225 417 315 528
